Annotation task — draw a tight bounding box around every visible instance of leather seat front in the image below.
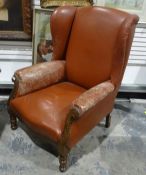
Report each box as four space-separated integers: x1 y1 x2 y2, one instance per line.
10 82 86 142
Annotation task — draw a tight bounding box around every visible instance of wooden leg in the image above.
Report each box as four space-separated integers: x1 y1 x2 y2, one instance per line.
59 155 68 172
10 115 18 130
105 114 111 128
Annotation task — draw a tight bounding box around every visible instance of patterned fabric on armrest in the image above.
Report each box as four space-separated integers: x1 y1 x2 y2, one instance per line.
14 60 66 97
71 81 115 118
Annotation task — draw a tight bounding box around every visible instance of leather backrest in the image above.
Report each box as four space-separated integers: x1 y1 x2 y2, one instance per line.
51 6 139 89
50 6 76 60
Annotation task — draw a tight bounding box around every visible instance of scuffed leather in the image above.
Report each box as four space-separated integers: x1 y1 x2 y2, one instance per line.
71 81 115 117
111 16 139 86
14 60 66 97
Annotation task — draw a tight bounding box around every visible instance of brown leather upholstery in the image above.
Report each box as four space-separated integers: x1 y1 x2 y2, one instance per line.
51 6 77 60
8 6 139 172
11 82 86 142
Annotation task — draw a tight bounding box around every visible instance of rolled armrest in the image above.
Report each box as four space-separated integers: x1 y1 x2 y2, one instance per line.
70 81 115 119
13 60 66 97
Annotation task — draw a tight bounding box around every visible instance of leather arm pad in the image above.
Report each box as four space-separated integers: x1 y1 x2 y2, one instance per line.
13 60 66 97
69 81 115 119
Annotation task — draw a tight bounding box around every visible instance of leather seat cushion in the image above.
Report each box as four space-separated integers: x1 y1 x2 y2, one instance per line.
10 82 86 142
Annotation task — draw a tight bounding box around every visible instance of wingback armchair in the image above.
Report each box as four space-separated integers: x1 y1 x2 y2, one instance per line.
8 6 139 172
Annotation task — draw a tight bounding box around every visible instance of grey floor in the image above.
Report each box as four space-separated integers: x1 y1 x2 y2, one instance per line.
0 99 146 175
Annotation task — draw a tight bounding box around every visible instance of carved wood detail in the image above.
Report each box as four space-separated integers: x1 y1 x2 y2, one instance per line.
22 0 32 36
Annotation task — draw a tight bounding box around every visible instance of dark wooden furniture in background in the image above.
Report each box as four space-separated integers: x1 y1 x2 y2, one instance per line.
0 0 32 41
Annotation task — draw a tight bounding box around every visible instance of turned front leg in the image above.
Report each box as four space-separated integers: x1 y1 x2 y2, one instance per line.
59 155 68 172
105 114 111 128
10 115 18 130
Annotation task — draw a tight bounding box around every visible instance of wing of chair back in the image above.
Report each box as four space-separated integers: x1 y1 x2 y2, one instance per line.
8 6 139 172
